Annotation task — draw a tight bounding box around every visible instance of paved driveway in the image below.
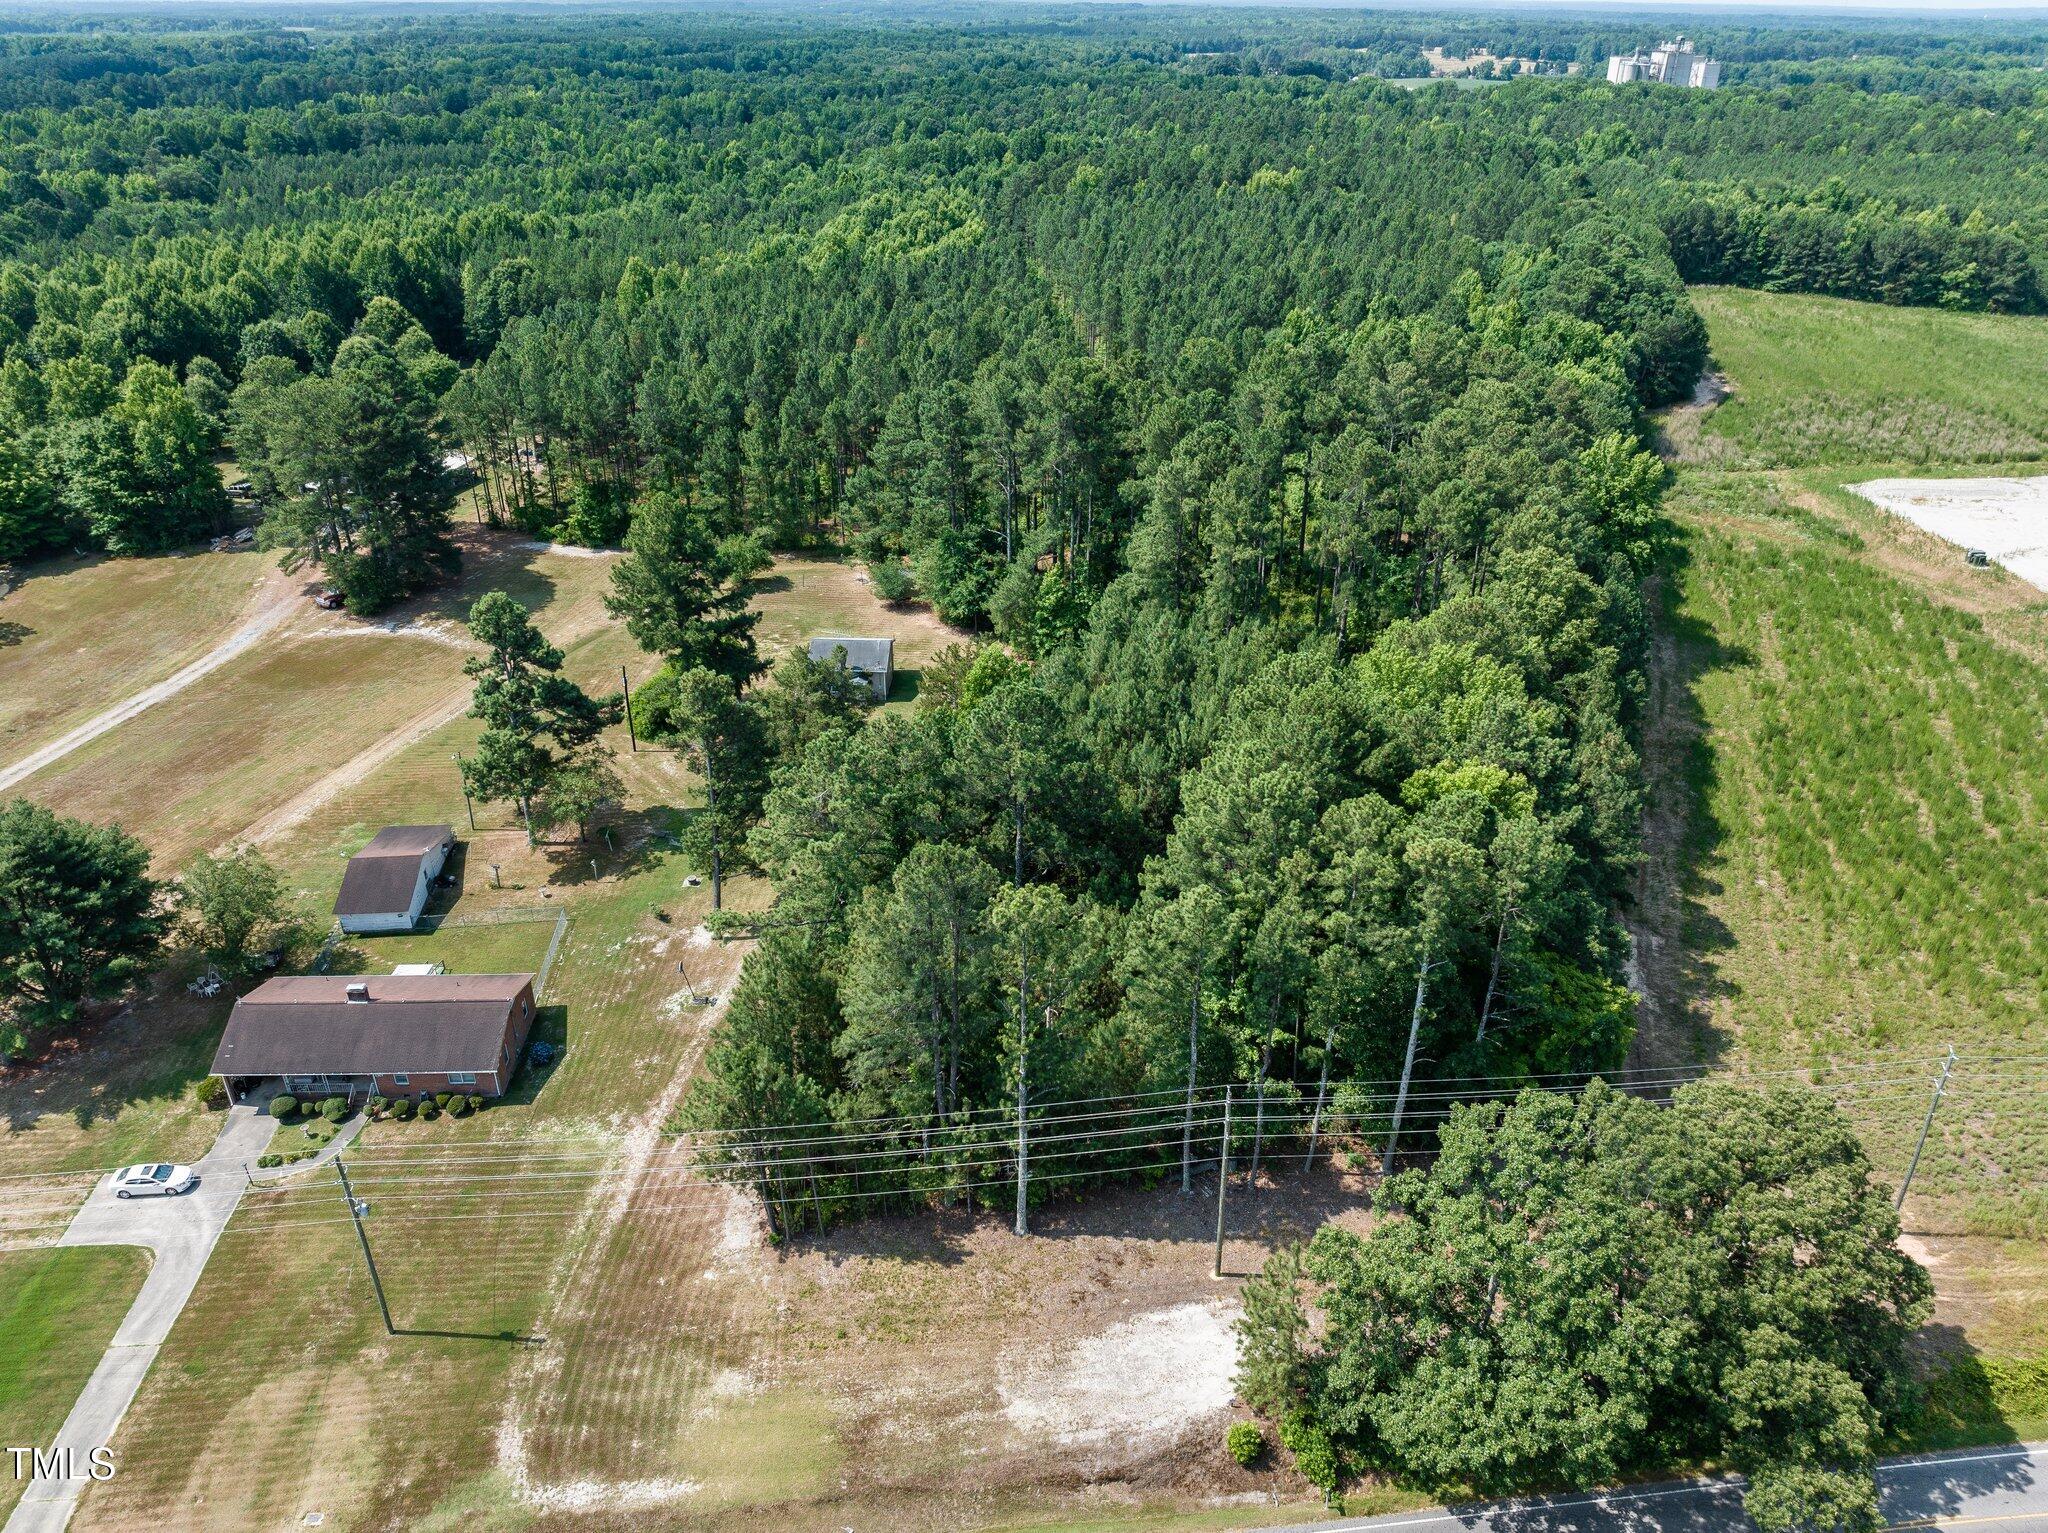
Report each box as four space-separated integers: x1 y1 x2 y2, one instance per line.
5 1105 275 1533
1278 1441 2048 1533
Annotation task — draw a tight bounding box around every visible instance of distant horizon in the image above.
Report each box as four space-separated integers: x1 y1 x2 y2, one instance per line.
11 0 2048 17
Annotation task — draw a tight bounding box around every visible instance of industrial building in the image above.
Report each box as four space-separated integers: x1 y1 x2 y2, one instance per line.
1607 37 1721 89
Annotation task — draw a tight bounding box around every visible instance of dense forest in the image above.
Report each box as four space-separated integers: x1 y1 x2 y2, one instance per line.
0 4 2041 1158
3 9 2037 1525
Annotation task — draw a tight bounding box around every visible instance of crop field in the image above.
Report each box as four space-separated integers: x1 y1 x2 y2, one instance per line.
1642 469 2048 1228
1681 288 2048 469
0 1246 149 1519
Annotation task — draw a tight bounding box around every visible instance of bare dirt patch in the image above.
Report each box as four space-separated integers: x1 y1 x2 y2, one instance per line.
998 1298 1240 1452
1851 476 2048 593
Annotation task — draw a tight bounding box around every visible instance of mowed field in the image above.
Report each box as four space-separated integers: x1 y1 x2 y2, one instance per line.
0 1246 149 1520
0 548 279 766
1639 291 2048 1302
1679 287 2048 469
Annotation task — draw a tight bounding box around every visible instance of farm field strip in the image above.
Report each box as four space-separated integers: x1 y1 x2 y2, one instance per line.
0 562 299 795
1683 288 2048 470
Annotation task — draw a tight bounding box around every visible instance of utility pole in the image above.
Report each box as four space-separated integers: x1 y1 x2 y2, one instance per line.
1015 936 1032 1238
1014 1099 1030 1238
1383 953 1432 1176
1303 1029 1333 1173
1896 1045 1957 1214
337 1159 393 1336
453 754 476 831
620 665 638 752
1213 1085 1232 1279
1180 949 1203 1193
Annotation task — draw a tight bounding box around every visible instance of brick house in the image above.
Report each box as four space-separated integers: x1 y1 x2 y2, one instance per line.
210 973 538 1104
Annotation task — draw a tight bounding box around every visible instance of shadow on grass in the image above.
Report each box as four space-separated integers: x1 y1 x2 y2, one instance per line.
494 1003 569 1110
886 667 921 706
762 1155 1381 1273
391 1324 543 1345
1634 536 1756 1071
0 984 229 1140
1891 1325 2045 1461
537 806 681 887
0 618 28 647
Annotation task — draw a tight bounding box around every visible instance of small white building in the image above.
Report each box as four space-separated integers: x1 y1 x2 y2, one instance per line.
808 636 895 703
1608 37 1720 89
333 825 456 934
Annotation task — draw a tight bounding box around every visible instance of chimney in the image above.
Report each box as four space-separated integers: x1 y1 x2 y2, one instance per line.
346 983 371 1004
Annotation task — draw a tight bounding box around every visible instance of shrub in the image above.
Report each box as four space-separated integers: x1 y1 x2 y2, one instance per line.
468 1095 484 1114
391 1098 415 1120
1279 1412 1342 1511
366 1095 388 1116
256 1153 280 1168
1226 1421 1265 1467
446 1095 471 1117
190 1075 228 1110
434 1092 451 1109
319 1096 347 1122
267 1094 297 1120
421 1103 440 1120
868 559 914 604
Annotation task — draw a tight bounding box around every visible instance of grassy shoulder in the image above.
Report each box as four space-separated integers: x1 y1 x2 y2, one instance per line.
0 1245 150 1521
1684 288 2048 470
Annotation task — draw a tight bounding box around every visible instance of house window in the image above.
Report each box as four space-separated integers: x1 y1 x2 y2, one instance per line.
392 1073 409 1088
450 1072 476 1087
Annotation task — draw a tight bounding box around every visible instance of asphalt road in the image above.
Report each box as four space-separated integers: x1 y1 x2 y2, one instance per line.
5 1104 274 1533
1276 1443 2048 1533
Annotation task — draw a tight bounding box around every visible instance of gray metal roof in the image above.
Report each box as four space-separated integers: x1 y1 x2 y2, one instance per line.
808 636 893 672
333 825 454 917
211 974 533 1078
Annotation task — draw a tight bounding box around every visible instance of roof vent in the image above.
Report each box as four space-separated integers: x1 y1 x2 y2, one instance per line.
345 983 371 1004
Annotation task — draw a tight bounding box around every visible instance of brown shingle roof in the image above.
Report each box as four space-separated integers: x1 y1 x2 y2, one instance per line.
210 973 533 1078
332 825 453 918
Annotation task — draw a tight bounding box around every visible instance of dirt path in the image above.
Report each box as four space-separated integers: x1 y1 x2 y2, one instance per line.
0 564 300 795
230 571 619 852
233 689 477 850
494 928 751 1515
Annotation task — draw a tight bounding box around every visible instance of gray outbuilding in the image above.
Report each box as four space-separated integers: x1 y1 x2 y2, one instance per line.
333 825 456 934
807 635 895 702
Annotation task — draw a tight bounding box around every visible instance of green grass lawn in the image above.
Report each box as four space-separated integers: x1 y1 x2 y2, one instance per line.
0 1246 149 1520
1688 288 2048 469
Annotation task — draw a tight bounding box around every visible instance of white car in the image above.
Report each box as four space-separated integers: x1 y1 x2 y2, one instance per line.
112 1163 198 1199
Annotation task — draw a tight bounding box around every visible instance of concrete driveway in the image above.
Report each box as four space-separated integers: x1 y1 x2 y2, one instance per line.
5 1104 275 1533
1278 1441 2048 1533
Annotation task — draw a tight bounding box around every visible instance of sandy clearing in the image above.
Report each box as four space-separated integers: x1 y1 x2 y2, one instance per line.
1851 477 2048 592
517 540 620 559
998 1299 1240 1450
0 565 299 795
